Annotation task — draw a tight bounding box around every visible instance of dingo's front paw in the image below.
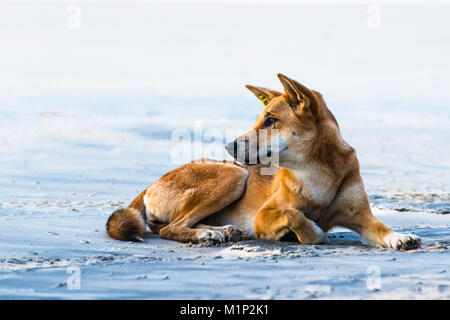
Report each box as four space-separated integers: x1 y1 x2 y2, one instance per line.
198 230 225 243
222 225 248 242
384 232 421 250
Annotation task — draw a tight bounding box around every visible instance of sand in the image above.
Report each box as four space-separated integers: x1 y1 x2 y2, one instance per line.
0 1 449 299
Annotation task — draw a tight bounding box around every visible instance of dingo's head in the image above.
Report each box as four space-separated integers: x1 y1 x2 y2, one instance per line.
226 74 339 169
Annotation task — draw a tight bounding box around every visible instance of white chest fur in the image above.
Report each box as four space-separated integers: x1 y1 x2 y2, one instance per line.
289 165 336 208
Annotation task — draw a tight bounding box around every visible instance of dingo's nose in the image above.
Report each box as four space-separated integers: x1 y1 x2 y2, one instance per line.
225 140 238 158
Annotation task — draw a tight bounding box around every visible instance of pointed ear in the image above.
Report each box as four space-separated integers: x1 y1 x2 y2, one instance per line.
277 73 319 115
245 85 282 106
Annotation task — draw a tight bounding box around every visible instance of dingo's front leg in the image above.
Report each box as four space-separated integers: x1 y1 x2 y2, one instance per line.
334 209 421 250
328 179 421 250
255 205 326 244
383 232 421 250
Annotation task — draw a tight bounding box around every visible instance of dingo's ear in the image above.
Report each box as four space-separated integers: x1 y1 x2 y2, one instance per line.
245 85 282 106
277 73 319 116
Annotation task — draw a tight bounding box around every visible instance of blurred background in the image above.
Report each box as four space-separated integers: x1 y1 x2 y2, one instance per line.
0 0 449 300
0 0 449 206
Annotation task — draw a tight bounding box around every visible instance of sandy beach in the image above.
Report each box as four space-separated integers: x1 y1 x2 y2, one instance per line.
1 198 449 299
0 1 449 299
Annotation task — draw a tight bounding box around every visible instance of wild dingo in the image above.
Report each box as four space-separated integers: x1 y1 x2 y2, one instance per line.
106 74 421 250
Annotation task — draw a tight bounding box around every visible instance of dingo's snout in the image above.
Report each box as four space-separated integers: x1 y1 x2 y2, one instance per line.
225 136 258 165
225 140 238 159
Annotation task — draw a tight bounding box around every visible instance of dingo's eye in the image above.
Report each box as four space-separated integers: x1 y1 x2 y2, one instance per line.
264 117 277 127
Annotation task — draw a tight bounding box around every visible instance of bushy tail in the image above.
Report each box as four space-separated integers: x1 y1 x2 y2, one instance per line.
106 190 147 242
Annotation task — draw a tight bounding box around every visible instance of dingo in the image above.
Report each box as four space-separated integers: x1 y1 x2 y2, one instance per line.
106 74 421 250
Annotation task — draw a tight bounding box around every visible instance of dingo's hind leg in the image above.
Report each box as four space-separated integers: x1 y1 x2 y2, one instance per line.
194 224 248 242
154 161 249 243
148 221 168 234
159 208 245 244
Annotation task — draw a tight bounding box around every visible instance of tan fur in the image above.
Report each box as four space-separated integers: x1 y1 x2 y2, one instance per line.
106 74 421 250
106 189 147 241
